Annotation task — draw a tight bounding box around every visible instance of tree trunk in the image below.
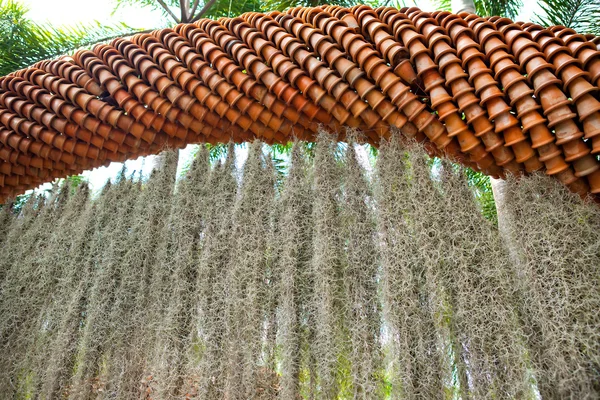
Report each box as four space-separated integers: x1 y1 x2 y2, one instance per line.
490 177 521 261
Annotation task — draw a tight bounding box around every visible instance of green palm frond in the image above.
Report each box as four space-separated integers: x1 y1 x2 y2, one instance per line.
206 143 229 162
271 142 293 157
262 0 379 13
534 0 600 35
202 0 262 19
0 0 143 76
381 0 420 9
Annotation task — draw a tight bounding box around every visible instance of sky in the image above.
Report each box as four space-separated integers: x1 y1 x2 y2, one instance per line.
20 0 543 194
23 0 165 29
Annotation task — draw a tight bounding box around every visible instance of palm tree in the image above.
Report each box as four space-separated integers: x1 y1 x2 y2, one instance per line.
438 0 600 34
0 0 144 76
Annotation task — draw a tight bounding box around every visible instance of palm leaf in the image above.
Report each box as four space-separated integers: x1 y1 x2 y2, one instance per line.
534 0 600 35
0 0 144 76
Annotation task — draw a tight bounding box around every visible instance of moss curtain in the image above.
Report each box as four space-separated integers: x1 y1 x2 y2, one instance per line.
0 132 599 399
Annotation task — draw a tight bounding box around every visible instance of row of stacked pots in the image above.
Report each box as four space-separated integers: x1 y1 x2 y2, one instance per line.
0 6 599 201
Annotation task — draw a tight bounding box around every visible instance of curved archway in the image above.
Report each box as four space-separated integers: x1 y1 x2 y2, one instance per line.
1 5 599 201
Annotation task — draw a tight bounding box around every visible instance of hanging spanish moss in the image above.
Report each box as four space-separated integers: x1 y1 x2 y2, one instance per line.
25 183 91 395
1 134 600 399
262 154 281 394
433 161 531 398
0 186 68 397
40 183 110 399
374 136 446 399
374 138 532 399
0 197 15 249
339 135 383 398
309 132 347 398
222 141 276 399
0 194 39 290
104 150 178 399
274 141 315 400
191 144 238 399
499 174 600 399
144 147 211 399
68 172 142 399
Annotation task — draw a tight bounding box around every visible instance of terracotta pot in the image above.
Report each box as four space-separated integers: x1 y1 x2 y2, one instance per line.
179 26 312 130
149 31 300 140
8 77 128 155
196 20 333 128
524 29 600 147
254 13 376 132
552 27 600 86
276 13 406 131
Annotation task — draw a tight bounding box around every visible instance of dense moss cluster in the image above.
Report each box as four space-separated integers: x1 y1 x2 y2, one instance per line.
0 134 599 399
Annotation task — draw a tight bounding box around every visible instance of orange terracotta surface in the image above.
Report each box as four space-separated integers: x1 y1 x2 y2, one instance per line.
1 6 600 201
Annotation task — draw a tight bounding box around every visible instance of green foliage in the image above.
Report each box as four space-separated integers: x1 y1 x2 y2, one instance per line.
464 168 497 224
433 0 452 11
0 0 141 76
113 0 263 22
202 0 262 19
271 142 293 157
435 0 523 19
206 143 229 162
384 0 419 10
113 0 381 28
270 142 293 180
262 0 378 13
534 0 600 35
64 175 88 195
7 192 31 214
115 0 380 20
